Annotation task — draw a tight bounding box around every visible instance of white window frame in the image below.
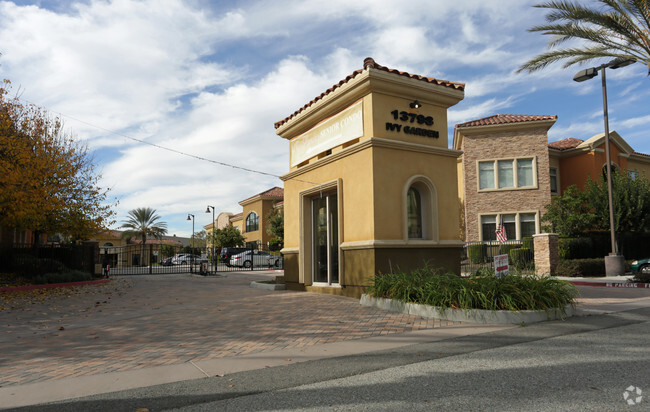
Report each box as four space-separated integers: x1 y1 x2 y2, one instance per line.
477 211 540 241
477 157 538 192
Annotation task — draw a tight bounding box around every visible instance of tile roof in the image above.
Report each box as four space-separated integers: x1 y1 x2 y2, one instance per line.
455 114 557 128
274 57 465 130
548 138 584 150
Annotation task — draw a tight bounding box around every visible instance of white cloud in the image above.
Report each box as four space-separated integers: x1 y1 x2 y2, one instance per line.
2 0 649 236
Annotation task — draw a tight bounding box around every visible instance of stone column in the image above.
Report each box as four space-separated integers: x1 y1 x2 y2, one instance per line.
533 233 559 277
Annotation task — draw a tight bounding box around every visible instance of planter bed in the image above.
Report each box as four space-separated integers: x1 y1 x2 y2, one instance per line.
360 294 573 325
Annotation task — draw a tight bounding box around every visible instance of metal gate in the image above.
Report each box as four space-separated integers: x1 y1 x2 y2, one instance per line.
103 243 283 276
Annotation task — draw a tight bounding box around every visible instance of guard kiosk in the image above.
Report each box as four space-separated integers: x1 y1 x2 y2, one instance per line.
276 58 465 298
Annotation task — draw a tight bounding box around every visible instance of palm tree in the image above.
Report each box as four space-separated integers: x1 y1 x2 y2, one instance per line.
518 0 650 74
121 207 168 245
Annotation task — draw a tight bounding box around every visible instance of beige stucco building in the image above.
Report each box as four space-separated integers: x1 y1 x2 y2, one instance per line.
205 187 284 254
276 58 465 298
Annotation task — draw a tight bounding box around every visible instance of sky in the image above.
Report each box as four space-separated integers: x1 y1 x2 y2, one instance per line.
1 0 649 238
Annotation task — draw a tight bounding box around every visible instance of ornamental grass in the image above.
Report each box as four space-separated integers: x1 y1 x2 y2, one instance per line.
366 267 577 312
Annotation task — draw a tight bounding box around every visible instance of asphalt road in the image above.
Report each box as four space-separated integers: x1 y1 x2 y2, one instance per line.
19 306 650 411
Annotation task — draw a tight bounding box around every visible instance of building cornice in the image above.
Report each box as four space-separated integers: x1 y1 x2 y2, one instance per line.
281 137 462 181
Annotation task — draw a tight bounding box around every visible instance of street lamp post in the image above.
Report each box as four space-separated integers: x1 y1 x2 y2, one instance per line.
187 214 195 273
573 57 634 276
206 205 215 271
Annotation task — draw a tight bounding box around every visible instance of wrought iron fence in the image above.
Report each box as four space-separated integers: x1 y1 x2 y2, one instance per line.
0 242 98 277
461 240 534 275
101 243 283 276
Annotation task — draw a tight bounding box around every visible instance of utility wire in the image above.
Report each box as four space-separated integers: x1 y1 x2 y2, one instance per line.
23 98 321 186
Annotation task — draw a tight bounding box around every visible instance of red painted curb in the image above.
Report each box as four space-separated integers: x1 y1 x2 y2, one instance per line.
0 278 110 293
569 280 650 288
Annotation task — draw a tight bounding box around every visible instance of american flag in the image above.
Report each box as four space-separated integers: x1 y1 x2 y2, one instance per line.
495 222 507 243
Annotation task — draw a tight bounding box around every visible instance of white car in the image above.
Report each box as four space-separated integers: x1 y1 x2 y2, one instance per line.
229 250 273 268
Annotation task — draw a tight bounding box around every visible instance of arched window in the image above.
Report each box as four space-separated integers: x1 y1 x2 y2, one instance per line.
407 187 423 238
103 242 114 247
245 212 259 232
403 176 438 241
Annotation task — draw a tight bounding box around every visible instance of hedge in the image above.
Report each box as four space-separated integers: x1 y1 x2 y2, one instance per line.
509 248 533 270
467 243 487 264
555 258 605 277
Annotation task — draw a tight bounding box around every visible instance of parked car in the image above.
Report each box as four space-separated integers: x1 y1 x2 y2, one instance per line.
268 254 283 268
171 254 202 265
229 250 273 268
630 258 650 274
219 247 249 266
160 257 173 266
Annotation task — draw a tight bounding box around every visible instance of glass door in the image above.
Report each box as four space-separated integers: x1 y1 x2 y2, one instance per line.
312 193 339 285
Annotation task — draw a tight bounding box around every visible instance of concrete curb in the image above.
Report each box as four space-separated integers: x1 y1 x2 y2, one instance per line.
360 294 573 324
250 281 286 291
0 278 110 293
569 280 650 288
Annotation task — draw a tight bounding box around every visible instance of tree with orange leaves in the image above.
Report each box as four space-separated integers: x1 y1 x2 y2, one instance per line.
0 79 116 243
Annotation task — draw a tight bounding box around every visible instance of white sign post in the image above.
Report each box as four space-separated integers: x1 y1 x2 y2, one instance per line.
494 254 509 278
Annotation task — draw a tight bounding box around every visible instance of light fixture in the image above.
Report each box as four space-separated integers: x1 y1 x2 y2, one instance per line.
572 57 636 276
409 100 421 109
206 205 215 270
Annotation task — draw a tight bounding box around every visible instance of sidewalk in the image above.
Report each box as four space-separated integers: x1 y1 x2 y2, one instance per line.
1 272 650 409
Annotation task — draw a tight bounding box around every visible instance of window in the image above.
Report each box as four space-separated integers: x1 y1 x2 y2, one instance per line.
628 170 639 180
481 215 496 241
479 162 495 190
520 213 536 238
407 187 423 238
502 214 516 240
478 158 536 191
245 212 259 232
403 176 438 241
550 168 558 193
517 159 533 187
498 160 514 188
480 212 538 241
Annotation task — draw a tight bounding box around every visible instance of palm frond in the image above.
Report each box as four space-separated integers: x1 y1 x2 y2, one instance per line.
519 0 650 73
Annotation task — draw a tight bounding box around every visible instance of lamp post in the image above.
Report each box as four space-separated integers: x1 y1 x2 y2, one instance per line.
573 57 634 276
187 214 195 273
206 205 215 270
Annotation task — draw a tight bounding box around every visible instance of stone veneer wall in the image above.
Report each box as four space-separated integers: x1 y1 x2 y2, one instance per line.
533 233 559 276
461 128 552 241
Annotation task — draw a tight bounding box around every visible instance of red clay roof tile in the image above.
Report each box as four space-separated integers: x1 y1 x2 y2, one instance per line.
274 57 464 130
548 138 584 150
455 114 557 128
239 186 284 204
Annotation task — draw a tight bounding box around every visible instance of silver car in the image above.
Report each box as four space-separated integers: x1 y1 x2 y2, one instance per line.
229 250 273 268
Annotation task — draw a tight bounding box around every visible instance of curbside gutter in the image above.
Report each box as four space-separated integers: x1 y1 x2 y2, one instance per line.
0 279 110 293
360 294 573 324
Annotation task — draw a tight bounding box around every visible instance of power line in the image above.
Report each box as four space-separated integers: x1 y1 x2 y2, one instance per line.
22 98 321 186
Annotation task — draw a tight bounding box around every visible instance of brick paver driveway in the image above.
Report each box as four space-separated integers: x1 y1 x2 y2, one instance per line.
0 272 456 388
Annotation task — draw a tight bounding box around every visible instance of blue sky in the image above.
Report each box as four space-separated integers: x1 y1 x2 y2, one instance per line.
1 0 649 237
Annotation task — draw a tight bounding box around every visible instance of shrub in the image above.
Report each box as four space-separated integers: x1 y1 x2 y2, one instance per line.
367 267 577 312
32 270 93 285
11 255 68 277
499 243 520 256
556 258 605 277
467 244 487 264
631 272 650 283
509 248 533 270
522 237 534 252
558 237 594 259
